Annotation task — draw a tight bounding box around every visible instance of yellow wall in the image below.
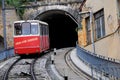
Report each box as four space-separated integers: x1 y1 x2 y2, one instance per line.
84 32 120 60
78 19 87 46
78 0 120 60
83 0 118 35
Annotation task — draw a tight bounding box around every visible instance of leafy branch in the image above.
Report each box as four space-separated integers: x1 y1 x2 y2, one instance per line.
1 0 35 19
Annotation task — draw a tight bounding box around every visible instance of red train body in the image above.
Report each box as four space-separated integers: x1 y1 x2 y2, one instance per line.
13 20 49 55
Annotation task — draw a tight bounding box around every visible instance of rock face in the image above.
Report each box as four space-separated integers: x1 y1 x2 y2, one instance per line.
0 8 19 49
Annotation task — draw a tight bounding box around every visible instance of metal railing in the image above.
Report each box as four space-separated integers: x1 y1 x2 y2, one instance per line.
76 43 120 79
0 48 14 61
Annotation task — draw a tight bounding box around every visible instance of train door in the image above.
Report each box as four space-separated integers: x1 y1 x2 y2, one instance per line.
44 26 49 49
40 24 43 51
40 25 46 51
45 26 49 49
46 26 50 49
43 26 46 50
44 25 47 49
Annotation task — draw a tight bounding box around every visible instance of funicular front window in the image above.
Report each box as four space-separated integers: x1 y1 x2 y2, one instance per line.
14 23 22 35
31 23 38 35
22 22 30 35
14 22 39 36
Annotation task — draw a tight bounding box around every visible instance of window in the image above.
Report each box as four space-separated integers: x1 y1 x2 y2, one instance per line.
31 23 38 35
40 25 44 35
86 9 105 44
22 22 31 35
86 18 91 44
46 25 48 35
14 23 22 35
40 25 48 36
117 0 120 18
14 22 39 36
94 9 105 39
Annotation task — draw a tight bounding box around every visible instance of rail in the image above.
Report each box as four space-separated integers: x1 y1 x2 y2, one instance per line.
30 58 38 80
65 48 92 80
2 58 21 80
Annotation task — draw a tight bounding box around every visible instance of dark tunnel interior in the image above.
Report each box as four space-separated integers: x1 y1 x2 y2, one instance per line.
0 36 4 50
35 10 78 49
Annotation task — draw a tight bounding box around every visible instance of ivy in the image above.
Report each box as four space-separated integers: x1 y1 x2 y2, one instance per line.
75 23 83 32
5 0 36 19
0 0 1 6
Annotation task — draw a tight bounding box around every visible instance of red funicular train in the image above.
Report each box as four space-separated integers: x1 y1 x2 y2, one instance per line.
14 20 49 55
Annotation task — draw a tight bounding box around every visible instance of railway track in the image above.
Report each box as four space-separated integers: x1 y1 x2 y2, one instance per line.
2 50 52 80
64 48 92 80
1 48 94 80
2 57 38 80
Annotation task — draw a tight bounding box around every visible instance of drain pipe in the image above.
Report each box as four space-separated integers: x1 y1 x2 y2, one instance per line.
2 0 7 50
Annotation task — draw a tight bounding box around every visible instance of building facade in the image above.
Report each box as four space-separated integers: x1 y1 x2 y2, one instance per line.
78 0 120 60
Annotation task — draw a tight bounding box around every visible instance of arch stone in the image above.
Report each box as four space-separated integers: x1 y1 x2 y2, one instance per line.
24 5 79 20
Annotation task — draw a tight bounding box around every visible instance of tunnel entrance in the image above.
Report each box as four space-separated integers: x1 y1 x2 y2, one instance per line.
0 36 4 50
35 10 78 49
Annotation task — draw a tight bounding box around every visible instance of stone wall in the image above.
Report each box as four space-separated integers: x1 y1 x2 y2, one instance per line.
23 0 82 19
0 8 19 49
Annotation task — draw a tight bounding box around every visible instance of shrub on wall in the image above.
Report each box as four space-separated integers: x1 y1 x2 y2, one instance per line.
5 0 35 19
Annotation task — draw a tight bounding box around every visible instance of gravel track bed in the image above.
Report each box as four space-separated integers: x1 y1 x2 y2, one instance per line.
0 56 20 80
8 59 34 80
0 50 53 80
34 52 52 80
0 48 73 80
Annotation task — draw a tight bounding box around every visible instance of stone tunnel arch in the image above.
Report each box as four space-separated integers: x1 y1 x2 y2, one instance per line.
26 5 79 49
0 36 4 50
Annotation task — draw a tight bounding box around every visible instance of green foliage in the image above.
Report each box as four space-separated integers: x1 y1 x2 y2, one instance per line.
6 0 21 7
0 0 36 19
0 0 34 7
6 0 35 6
75 23 83 32
0 0 1 6
16 8 25 19
5 0 35 19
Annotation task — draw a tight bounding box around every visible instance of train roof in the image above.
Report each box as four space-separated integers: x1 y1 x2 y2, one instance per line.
14 20 48 25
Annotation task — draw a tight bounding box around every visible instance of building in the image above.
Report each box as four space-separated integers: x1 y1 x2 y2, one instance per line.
78 0 120 60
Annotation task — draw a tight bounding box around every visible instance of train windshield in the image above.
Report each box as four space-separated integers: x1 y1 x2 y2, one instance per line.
14 23 22 35
31 23 38 35
22 22 30 35
14 22 39 36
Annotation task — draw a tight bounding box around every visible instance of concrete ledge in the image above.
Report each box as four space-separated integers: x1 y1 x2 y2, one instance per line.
70 49 109 80
0 48 14 61
50 64 64 80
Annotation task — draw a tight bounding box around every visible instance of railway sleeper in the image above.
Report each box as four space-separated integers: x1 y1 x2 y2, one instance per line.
24 61 31 65
16 71 31 76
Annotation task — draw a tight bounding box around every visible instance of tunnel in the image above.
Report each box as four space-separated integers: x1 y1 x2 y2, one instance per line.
35 10 78 49
0 36 4 50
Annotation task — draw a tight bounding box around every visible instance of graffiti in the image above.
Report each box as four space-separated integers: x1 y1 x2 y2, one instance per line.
15 37 38 45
